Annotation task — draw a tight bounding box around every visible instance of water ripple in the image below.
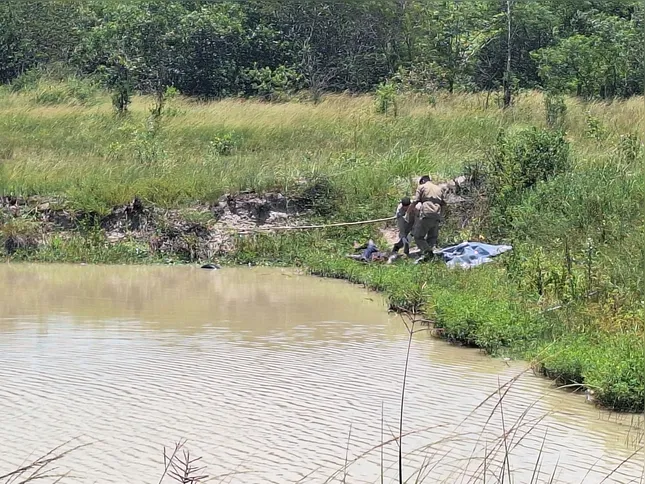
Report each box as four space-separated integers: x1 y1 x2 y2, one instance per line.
0 265 642 484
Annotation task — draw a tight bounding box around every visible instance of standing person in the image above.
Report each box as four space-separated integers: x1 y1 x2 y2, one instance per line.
410 175 446 258
392 197 414 255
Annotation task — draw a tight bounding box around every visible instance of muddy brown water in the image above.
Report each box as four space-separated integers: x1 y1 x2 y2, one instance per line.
0 264 643 484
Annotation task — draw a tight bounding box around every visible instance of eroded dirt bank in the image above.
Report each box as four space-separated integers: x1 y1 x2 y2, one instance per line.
0 192 312 260
1 175 475 261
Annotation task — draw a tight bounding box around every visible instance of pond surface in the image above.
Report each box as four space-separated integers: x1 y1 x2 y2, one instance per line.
0 264 643 483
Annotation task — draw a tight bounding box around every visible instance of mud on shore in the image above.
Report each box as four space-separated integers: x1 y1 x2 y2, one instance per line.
0 192 310 261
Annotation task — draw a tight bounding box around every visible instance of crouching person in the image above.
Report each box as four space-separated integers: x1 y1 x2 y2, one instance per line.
392 197 414 256
412 175 446 259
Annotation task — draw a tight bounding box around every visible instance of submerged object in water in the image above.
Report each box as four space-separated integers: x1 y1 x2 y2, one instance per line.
201 263 221 270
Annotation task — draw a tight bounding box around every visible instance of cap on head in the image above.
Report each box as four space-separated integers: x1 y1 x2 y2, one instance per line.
401 196 411 206
419 175 431 184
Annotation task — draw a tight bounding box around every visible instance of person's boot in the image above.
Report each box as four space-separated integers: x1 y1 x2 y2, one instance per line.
414 247 435 264
414 253 429 264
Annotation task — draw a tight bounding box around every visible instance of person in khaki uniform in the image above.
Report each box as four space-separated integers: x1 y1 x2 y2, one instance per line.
409 175 446 256
392 197 415 255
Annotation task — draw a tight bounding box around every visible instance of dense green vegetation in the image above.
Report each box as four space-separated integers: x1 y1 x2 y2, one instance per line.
1 0 644 103
1 0 644 412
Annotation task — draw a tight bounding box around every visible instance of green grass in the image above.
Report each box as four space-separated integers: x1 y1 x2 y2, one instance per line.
2 85 645 411
0 88 554 213
29 233 155 264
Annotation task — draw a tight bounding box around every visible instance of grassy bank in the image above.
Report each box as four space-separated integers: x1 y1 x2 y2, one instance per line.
1 86 644 411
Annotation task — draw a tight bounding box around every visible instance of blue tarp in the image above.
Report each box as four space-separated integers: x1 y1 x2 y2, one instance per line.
435 242 512 269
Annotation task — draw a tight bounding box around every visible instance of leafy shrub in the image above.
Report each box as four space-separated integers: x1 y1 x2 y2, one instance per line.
487 127 570 206
584 112 608 141
294 176 342 217
585 335 645 411
150 86 181 120
508 157 645 248
393 65 438 95
537 337 589 385
9 69 42 92
539 334 645 412
503 242 590 303
375 80 398 116
210 132 237 156
432 289 542 355
244 65 303 102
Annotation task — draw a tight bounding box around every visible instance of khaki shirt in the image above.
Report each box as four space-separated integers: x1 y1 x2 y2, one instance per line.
413 181 446 218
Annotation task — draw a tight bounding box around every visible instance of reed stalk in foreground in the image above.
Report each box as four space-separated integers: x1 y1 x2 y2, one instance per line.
398 307 430 484
159 440 208 484
0 440 89 484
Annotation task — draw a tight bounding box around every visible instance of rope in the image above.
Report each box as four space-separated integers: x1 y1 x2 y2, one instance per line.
239 216 395 233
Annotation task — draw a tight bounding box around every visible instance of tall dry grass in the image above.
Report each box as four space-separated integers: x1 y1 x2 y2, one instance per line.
2 87 643 214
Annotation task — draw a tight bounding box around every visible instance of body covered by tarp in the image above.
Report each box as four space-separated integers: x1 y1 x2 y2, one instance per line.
435 242 512 269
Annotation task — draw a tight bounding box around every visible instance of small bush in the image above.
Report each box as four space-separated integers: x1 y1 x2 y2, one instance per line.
487 127 570 206
539 334 645 412
432 288 543 355
150 86 181 120
66 77 99 104
10 69 42 92
393 65 438 95
101 58 135 114
244 65 303 102
584 112 608 141
111 81 132 114
210 133 237 156
375 80 398 116
537 337 588 385
585 335 645 411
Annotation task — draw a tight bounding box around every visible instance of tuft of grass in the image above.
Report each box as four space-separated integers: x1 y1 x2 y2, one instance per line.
14 232 153 264
0 217 40 255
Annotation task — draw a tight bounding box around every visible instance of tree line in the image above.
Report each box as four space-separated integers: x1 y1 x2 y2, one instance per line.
1 0 644 104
